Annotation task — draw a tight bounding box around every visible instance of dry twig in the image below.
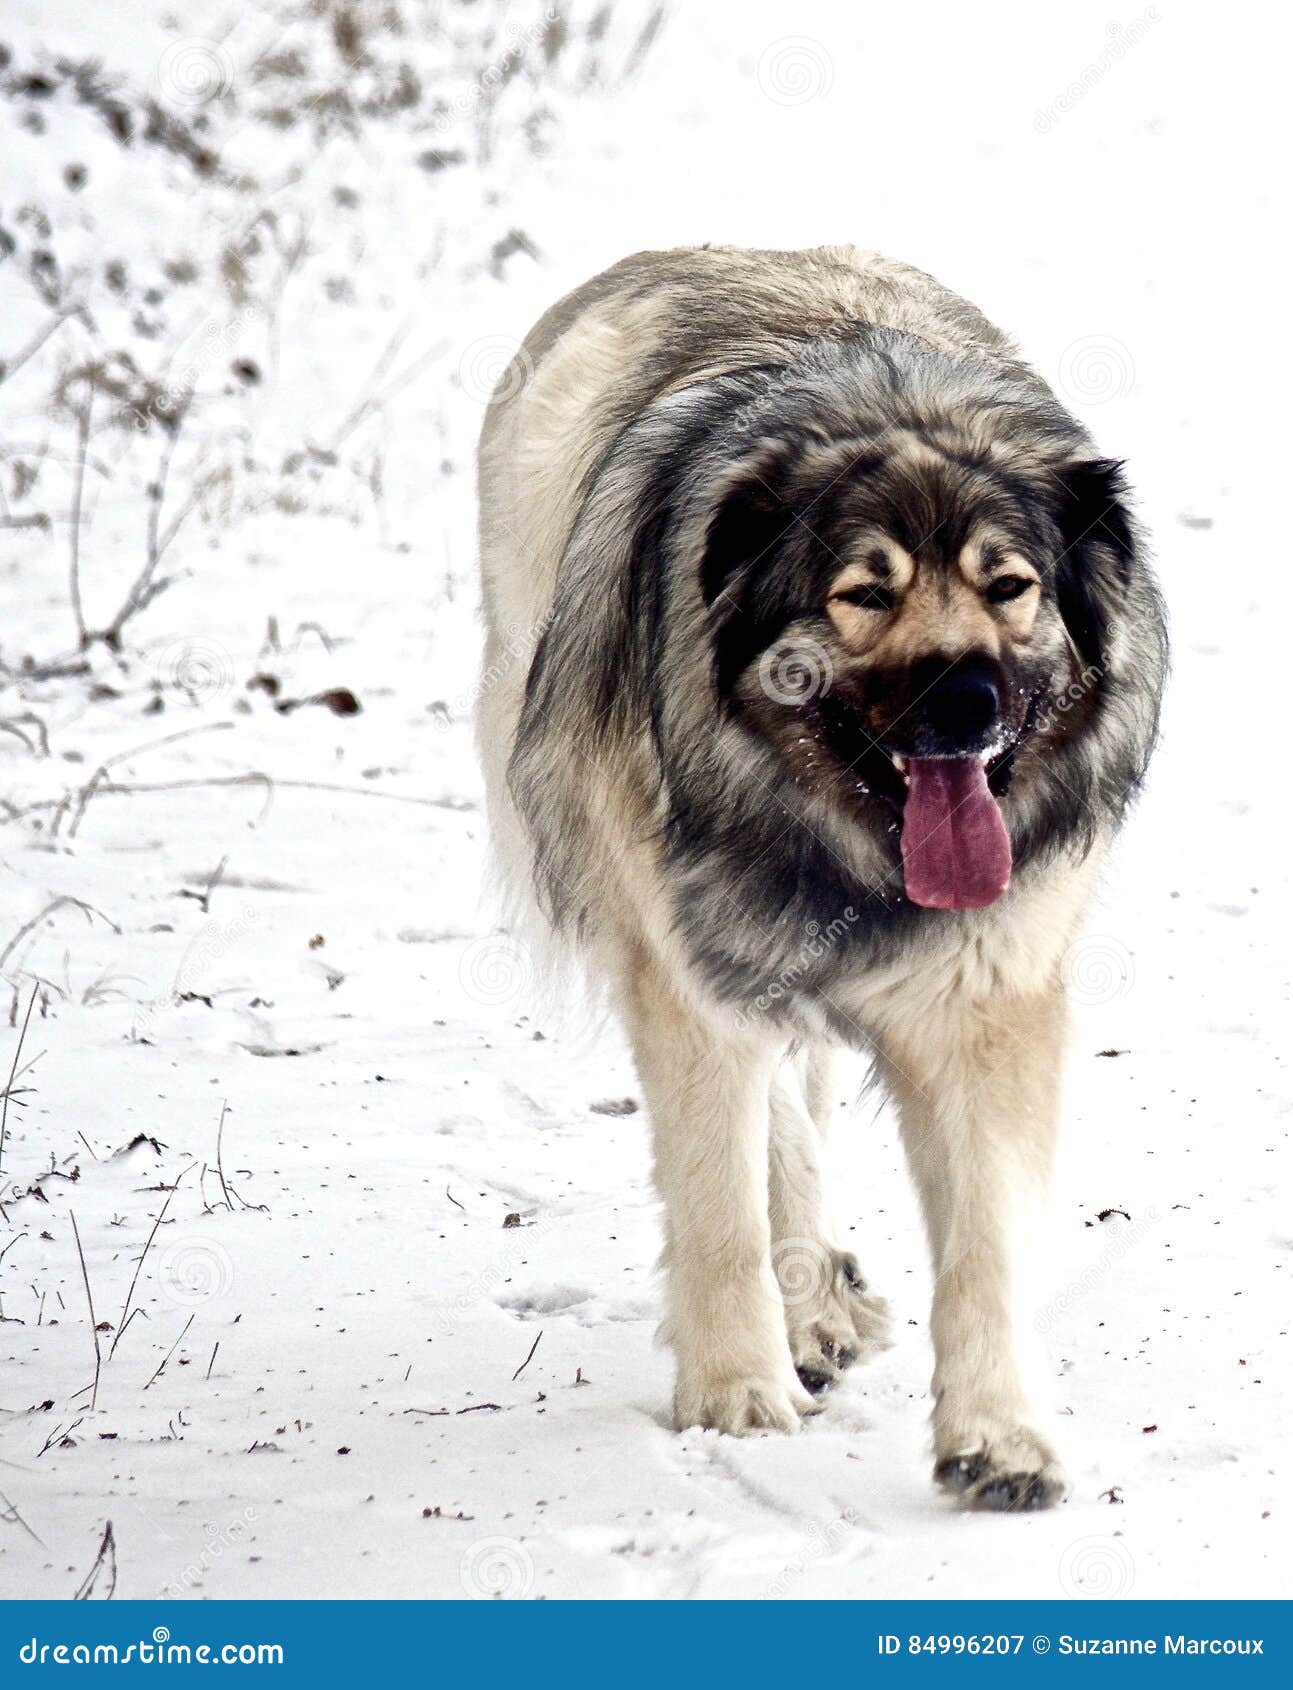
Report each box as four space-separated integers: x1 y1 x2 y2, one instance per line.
68 386 93 649
69 1211 102 1410
0 985 38 1178
143 1312 195 1391
0 1490 45 1548
109 1176 183 1360
73 1521 116 1600
511 1329 543 1383
0 898 118 977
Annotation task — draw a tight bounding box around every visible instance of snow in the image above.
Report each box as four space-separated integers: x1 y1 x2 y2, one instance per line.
1 0 1288 1601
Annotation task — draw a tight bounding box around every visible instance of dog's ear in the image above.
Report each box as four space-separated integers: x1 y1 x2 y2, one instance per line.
701 470 797 697
701 476 794 611
1052 458 1137 670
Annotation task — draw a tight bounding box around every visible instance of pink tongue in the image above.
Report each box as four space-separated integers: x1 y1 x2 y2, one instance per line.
900 757 1012 911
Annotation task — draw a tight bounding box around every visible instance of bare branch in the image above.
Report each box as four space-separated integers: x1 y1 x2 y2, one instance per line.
0 986 39 1179
68 386 93 650
143 1312 195 1391
69 1211 103 1411
62 722 235 839
0 898 118 977
102 399 194 649
108 1180 180 1361
73 1521 116 1600
0 1489 45 1548
0 305 88 391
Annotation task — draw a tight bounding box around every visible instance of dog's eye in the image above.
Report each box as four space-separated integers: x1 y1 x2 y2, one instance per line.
832 583 895 612
985 575 1036 604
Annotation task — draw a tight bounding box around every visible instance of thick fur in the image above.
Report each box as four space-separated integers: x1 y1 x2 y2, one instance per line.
476 246 1166 1509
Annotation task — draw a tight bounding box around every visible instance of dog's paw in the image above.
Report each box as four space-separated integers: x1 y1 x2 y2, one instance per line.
792 1336 851 1397
676 1371 820 1435
934 1425 1068 1512
777 1244 892 1396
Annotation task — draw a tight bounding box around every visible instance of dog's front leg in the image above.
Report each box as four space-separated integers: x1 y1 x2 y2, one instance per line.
768 1069 892 1394
620 959 817 1434
875 979 1070 1509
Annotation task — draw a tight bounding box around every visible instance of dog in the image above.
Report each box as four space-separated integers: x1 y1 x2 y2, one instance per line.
475 246 1166 1510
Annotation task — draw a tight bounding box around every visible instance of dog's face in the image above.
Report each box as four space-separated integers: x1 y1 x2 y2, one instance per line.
704 435 1136 908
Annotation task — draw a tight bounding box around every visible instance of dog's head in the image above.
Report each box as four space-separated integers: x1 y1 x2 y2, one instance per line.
699 405 1148 910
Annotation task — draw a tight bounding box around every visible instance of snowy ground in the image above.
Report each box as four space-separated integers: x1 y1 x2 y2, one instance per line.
1 0 1289 1601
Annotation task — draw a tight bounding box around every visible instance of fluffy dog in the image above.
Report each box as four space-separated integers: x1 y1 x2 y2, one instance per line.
476 246 1166 1510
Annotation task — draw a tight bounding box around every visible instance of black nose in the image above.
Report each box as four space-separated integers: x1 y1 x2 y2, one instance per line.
908 654 1002 754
